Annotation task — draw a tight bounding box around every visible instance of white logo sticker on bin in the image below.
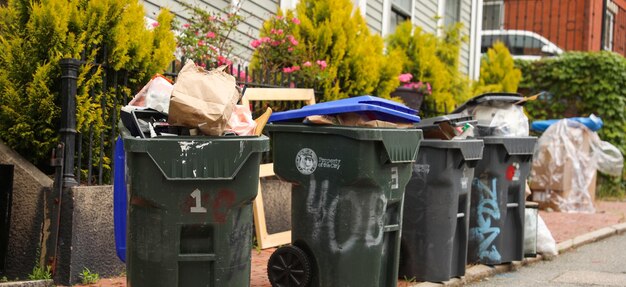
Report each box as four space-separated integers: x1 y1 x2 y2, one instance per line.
296 148 318 175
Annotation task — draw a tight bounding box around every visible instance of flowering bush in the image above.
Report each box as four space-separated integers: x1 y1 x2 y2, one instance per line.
176 3 243 67
398 73 432 95
249 12 329 86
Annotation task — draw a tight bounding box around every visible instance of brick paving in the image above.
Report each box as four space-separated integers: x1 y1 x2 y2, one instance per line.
69 200 626 287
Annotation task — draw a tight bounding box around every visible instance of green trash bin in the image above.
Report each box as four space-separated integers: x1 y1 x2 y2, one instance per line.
265 124 422 287
399 139 484 282
467 136 537 265
122 126 269 287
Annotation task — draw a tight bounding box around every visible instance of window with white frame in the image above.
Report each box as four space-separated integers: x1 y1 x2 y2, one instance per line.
389 0 412 33
444 0 461 26
482 0 504 30
603 11 615 50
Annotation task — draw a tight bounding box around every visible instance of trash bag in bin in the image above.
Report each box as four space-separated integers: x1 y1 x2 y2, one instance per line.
453 93 529 137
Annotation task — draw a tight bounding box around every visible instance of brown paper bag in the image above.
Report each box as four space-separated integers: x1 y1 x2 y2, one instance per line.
168 60 240 135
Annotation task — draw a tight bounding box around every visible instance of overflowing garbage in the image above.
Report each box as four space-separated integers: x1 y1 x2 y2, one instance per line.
120 60 262 138
453 92 530 137
530 118 624 213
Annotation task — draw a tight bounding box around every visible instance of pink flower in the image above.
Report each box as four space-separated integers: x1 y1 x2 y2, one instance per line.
288 47 294 52
250 39 262 48
291 65 300 71
292 18 301 25
303 61 312 67
283 67 293 73
217 55 232 66
316 60 327 70
270 40 281 47
261 37 271 43
289 37 298 46
183 23 190 28
426 83 432 93
398 73 413 83
271 29 284 35
151 22 159 28
206 31 216 38
209 16 216 21
197 40 205 46
276 15 284 20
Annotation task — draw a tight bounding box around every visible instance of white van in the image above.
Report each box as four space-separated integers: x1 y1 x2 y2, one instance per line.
481 30 563 60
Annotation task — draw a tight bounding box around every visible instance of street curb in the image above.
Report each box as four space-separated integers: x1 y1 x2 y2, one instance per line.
0 280 53 287
406 221 625 286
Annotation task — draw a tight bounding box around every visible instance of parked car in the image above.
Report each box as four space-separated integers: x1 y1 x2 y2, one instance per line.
481 30 563 60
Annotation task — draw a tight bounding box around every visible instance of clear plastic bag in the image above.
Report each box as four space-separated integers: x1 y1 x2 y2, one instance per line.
530 120 624 213
460 102 529 137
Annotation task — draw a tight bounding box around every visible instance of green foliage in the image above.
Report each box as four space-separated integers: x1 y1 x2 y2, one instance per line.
79 267 100 284
473 41 521 95
517 51 626 197
387 21 469 110
0 276 7 282
28 265 51 280
290 0 402 101
176 1 243 66
0 0 176 167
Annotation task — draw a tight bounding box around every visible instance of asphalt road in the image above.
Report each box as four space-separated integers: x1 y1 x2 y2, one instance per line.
469 232 626 286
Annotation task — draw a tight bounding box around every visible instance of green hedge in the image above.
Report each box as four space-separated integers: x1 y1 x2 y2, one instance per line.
517 51 626 197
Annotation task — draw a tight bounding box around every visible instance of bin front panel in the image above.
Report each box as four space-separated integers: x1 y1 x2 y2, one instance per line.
124 136 267 287
270 127 421 287
468 138 535 265
400 143 478 282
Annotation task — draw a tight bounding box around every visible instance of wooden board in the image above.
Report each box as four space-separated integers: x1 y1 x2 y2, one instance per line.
245 88 315 249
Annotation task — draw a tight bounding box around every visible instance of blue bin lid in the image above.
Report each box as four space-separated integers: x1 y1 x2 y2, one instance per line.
268 95 421 123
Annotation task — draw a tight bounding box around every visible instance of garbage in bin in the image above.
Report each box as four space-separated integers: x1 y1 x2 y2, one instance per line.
265 96 422 287
416 113 476 140
399 138 483 282
529 119 624 213
454 93 529 137
454 93 538 265
121 124 269 287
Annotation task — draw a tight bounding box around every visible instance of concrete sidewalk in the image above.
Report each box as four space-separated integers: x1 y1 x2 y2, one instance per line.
67 200 626 287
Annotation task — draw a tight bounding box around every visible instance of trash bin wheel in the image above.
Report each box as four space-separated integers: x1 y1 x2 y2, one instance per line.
267 245 312 287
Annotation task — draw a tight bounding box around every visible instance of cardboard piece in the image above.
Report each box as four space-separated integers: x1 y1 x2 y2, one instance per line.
168 61 240 136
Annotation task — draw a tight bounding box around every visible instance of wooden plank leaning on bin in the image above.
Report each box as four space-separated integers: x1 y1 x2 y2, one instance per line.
241 88 316 249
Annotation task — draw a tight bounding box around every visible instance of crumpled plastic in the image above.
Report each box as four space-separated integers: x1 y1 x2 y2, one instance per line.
536 215 557 257
530 119 624 213
225 104 257 136
459 102 529 137
128 74 173 114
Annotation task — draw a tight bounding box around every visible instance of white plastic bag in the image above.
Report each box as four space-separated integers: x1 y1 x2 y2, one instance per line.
128 75 174 114
536 215 558 257
226 105 257 136
461 102 529 137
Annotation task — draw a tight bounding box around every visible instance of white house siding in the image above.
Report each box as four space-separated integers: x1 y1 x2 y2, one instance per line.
366 0 384 34
459 0 472 75
142 0 279 62
413 0 439 34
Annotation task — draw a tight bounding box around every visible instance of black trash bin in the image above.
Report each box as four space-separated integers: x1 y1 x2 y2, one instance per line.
453 93 538 265
467 136 537 265
399 139 483 282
